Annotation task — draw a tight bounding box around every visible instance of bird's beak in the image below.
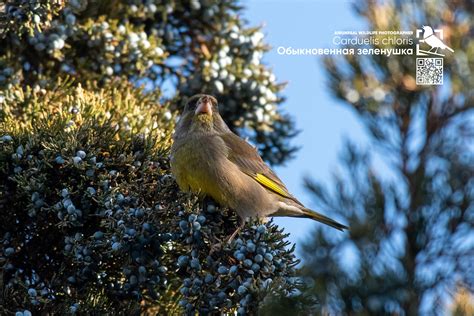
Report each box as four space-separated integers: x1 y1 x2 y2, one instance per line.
195 99 213 116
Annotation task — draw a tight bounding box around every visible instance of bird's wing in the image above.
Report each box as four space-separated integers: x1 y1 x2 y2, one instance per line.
428 36 445 48
220 132 302 205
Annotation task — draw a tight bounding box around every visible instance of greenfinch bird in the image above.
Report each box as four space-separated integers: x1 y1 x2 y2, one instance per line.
170 94 347 234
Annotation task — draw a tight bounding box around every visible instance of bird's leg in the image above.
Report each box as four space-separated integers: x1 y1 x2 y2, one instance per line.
209 215 245 255
226 218 245 244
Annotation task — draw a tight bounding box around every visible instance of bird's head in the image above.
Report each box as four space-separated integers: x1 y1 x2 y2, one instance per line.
422 25 433 32
175 94 230 137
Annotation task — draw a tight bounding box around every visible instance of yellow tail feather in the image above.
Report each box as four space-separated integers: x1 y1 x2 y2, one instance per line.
273 202 348 231
301 208 348 231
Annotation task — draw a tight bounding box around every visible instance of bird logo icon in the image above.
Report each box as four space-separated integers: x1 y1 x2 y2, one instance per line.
417 26 454 56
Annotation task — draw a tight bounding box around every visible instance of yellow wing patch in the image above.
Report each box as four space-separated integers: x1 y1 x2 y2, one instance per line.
254 173 291 198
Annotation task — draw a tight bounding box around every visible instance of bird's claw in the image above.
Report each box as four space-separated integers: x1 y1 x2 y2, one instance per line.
209 242 223 255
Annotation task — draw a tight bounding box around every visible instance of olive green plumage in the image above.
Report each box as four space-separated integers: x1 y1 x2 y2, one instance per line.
170 94 347 231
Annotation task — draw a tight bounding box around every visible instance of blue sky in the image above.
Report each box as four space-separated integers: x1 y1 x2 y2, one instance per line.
244 0 369 250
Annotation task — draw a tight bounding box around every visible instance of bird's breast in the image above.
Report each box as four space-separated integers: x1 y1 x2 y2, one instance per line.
170 134 229 201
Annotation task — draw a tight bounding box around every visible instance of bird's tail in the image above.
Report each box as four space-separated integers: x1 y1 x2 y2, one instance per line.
274 202 348 231
445 46 454 52
300 208 348 231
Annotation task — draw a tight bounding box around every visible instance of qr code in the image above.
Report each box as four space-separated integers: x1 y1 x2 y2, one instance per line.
416 58 443 85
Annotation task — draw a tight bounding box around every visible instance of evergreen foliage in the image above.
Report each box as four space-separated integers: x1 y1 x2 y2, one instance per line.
296 1 474 314
0 1 300 314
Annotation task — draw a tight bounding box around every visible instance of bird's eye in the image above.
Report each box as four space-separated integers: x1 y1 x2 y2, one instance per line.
185 99 199 112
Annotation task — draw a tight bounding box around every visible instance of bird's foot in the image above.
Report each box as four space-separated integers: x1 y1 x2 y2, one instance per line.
226 220 246 244
226 229 240 244
209 242 223 255
209 233 238 255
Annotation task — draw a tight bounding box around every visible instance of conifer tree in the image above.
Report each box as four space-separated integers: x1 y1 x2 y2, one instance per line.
0 1 299 314
298 1 473 315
